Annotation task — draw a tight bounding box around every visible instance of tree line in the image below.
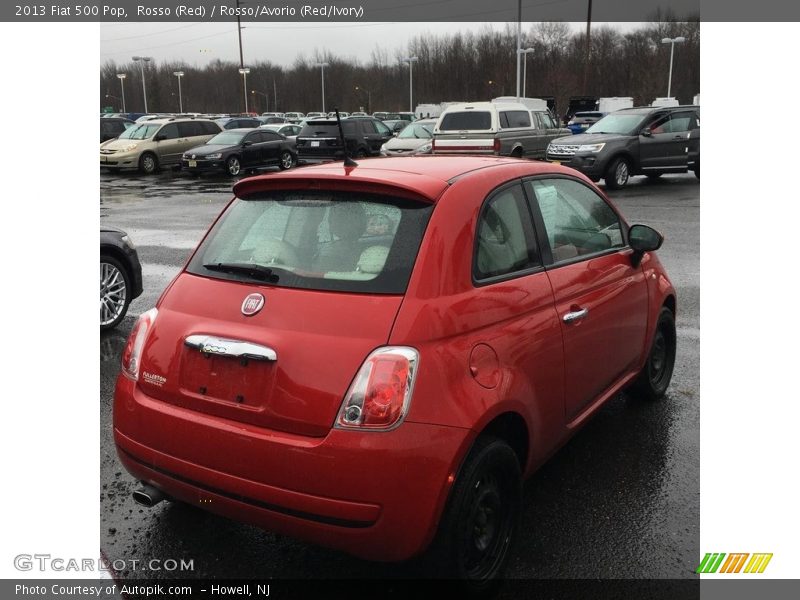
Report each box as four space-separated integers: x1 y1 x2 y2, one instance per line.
100 18 699 118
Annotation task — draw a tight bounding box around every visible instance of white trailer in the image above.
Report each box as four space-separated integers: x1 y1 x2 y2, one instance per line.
596 97 634 113
651 97 679 108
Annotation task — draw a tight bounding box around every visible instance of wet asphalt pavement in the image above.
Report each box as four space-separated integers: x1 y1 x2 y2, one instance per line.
100 165 699 581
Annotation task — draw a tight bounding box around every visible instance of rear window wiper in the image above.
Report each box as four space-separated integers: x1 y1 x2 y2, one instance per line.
203 262 278 282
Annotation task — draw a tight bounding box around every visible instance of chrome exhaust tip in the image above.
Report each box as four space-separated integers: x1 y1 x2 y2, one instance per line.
132 483 166 508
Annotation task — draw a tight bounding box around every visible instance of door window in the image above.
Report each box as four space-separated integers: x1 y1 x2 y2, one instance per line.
157 124 179 140
526 178 624 263
261 130 282 141
177 122 203 137
474 184 541 281
375 120 392 136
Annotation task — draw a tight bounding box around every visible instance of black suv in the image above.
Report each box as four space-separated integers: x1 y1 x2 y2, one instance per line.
546 105 700 189
295 117 392 161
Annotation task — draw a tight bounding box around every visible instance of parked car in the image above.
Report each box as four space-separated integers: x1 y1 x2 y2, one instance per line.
380 119 436 156
382 119 409 134
257 116 288 125
261 112 285 119
114 156 675 587
100 118 222 174
566 111 604 135
562 96 598 125
295 117 392 161
182 128 297 176
396 112 417 122
546 105 700 189
350 111 368 117
432 101 570 159
260 123 302 142
284 112 305 123
100 227 142 331
216 117 262 130
327 111 350 119
100 117 135 142
305 112 326 119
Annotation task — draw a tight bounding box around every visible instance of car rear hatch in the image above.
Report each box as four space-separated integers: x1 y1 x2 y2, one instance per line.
135 177 440 438
296 120 354 158
433 109 497 154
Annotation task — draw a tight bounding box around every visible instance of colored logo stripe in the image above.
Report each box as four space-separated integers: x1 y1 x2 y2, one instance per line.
697 552 773 574
744 553 773 574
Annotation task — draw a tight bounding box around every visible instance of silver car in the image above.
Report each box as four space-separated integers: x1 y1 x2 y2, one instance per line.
380 119 436 156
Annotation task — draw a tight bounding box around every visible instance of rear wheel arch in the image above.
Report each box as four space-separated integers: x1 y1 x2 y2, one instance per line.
100 245 132 281
479 412 530 472
663 294 676 317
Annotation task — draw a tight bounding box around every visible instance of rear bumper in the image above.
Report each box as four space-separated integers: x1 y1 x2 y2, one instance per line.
113 376 470 561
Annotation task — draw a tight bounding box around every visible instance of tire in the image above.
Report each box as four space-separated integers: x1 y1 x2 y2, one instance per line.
279 150 295 170
604 156 630 190
138 152 158 175
100 255 131 331
631 307 676 400
511 147 524 159
427 436 521 590
226 155 242 176
354 149 368 159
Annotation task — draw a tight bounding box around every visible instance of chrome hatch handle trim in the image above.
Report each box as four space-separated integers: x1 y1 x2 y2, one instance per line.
184 334 277 362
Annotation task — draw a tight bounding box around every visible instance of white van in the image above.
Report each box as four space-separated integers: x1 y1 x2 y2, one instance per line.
432 101 569 159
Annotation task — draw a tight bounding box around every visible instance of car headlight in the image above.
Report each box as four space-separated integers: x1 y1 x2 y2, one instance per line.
205 153 222 159
120 235 136 250
413 143 433 154
577 143 605 153
121 143 138 152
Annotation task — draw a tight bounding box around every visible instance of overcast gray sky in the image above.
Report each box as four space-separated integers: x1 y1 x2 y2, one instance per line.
100 22 638 67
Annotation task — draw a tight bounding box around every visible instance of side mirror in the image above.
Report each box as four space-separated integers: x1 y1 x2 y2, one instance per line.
153 134 166 142
640 128 652 137
242 140 252 147
629 224 663 266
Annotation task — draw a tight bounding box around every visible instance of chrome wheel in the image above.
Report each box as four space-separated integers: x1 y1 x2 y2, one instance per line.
279 151 294 170
140 153 157 174
227 156 241 176
100 260 128 328
615 160 629 186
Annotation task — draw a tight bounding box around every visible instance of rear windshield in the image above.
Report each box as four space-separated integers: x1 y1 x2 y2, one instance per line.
299 121 356 137
187 191 433 294
439 111 492 131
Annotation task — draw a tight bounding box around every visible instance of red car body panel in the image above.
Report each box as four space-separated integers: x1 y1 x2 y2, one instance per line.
113 156 676 561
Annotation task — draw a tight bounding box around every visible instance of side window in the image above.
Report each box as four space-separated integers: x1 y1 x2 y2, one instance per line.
360 120 377 134
158 124 179 140
245 131 263 144
648 113 671 134
261 130 281 141
526 178 624 263
669 111 695 133
537 112 556 129
505 110 531 128
374 120 391 136
177 122 201 137
202 121 220 135
474 184 541 281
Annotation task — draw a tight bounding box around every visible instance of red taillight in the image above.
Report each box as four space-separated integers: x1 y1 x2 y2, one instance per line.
336 347 419 430
120 308 158 382
431 139 437 153
493 138 501 153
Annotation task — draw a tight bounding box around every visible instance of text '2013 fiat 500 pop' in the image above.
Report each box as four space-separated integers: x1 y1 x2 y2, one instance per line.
113 156 676 588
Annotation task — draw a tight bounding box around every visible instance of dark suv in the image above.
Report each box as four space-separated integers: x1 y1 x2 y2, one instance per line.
296 117 392 161
546 106 700 189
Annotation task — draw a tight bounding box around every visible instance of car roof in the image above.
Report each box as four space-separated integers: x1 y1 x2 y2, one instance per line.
233 156 583 203
616 105 699 115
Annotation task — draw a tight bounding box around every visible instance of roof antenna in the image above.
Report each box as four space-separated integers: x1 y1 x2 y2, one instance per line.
334 108 358 168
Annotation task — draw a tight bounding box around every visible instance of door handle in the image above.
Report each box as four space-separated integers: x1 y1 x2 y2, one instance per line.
563 307 588 324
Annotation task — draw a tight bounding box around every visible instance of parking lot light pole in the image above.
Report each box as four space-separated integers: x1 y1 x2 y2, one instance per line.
173 71 184 113
239 67 251 113
314 62 329 113
661 36 685 98
355 85 371 114
116 73 127 113
402 56 418 113
251 90 269 112
132 56 152 113
518 48 534 98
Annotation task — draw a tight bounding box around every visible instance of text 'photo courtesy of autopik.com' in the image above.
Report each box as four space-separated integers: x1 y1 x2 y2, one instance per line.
10 0 713 598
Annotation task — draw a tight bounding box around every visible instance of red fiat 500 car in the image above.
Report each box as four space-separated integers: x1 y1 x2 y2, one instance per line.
114 156 676 584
